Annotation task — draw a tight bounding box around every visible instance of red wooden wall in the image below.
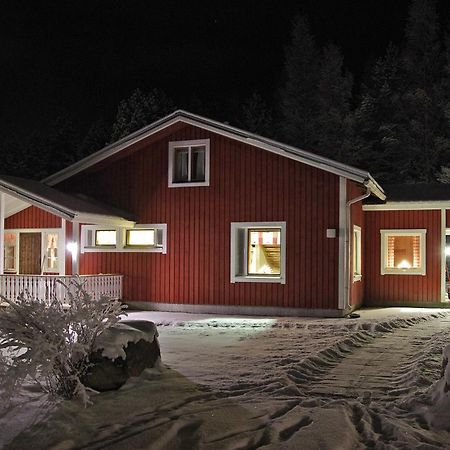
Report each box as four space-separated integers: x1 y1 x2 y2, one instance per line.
5 206 61 229
364 210 441 304
58 123 342 310
348 181 365 307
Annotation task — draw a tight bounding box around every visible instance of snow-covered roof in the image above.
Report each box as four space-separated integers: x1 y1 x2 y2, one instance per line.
43 110 386 201
0 175 135 226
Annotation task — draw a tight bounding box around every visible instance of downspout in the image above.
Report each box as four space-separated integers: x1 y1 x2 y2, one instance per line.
345 186 371 311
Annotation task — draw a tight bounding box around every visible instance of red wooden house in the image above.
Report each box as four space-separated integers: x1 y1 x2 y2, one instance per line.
0 111 449 316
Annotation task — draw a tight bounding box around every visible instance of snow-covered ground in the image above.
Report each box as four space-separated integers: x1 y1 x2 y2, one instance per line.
2 307 450 449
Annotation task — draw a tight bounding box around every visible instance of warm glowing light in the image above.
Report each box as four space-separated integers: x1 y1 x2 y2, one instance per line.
95 230 116 246
126 229 155 246
397 259 412 269
66 242 78 256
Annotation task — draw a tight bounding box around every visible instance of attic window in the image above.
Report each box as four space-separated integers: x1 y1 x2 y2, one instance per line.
168 139 210 187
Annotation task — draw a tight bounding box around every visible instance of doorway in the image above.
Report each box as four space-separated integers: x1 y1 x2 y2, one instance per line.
19 232 41 274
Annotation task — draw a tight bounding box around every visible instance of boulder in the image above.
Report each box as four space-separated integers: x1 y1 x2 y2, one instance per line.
82 320 160 391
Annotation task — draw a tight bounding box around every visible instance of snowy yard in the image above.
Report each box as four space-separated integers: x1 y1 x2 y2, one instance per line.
2 308 450 449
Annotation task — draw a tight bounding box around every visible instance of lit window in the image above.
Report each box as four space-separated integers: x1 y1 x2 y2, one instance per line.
81 224 167 253
4 233 17 273
126 229 155 247
353 226 362 281
95 230 117 246
44 232 59 272
380 229 426 275
231 222 286 284
247 229 281 275
169 139 210 187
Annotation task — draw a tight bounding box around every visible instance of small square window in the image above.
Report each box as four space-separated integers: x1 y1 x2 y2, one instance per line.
231 222 286 284
169 139 210 187
380 229 426 275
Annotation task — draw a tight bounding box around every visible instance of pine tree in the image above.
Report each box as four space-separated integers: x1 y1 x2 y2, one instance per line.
110 88 175 142
350 44 406 181
400 0 448 182
279 16 320 149
315 44 353 160
240 92 273 137
78 118 111 158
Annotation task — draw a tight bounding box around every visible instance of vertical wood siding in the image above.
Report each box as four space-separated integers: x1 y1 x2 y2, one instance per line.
348 181 365 307
58 124 341 309
5 206 61 229
364 209 441 304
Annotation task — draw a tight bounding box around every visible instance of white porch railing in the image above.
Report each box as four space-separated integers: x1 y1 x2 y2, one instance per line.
0 274 123 303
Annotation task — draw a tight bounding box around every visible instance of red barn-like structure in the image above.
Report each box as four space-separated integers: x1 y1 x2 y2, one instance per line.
1 111 449 316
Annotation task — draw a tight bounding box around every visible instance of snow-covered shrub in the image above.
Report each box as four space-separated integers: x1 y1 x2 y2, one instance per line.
0 279 126 404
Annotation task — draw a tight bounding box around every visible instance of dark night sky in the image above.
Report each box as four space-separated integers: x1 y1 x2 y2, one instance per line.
1 0 449 139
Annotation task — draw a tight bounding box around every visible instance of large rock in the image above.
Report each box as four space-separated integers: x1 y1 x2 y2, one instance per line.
82 320 160 391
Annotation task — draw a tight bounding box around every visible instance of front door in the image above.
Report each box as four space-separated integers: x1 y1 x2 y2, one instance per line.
19 232 41 274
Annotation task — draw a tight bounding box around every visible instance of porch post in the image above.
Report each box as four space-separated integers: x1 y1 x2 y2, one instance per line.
72 221 80 275
0 193 4 274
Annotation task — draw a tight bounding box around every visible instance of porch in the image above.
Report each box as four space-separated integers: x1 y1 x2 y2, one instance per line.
0 274 123 303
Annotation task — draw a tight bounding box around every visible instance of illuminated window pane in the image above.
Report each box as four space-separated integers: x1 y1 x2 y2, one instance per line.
4 233 17 272
247 229 281 275
126 229 155 247
46 233 58 270
353 227 361 277
95 230 116 246
386 235 421 269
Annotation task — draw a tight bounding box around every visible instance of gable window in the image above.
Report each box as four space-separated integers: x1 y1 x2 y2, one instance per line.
81 224 167 253
231 222 286 283
168 139 210 187
380 229 426 275
353 225 362 281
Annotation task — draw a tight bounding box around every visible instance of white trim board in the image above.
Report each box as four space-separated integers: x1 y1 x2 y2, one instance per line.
43 111 385 200
363 201 450 211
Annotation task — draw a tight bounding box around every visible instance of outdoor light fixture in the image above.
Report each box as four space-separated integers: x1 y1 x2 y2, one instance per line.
66 242 78 257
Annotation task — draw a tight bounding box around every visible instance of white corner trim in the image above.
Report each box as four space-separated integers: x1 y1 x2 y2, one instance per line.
230 221 286 284
338 177 347 309
441 209 447 301
168 139 210 188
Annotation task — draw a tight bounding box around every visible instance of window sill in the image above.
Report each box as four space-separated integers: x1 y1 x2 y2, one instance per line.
231 275 285 284
168 181 210 188
381 269 426 276
353 274 362 282
81 247 166 254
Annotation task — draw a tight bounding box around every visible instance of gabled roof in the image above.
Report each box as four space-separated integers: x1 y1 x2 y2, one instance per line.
43 110 386 200
0 175 135 226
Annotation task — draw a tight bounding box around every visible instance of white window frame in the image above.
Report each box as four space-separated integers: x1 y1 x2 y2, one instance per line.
168 139 210 187
380 229 426 276
230 221 286 284
353 225 362 282
81 224 167 254
3 228 65 275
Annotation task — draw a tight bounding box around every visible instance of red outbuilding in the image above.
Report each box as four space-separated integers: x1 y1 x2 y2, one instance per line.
0 111 449 316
